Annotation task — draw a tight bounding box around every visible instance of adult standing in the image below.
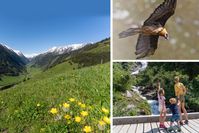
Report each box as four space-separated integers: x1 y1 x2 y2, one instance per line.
174 76 188 125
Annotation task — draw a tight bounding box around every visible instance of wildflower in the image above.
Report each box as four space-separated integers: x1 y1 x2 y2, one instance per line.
98 120 106 130
103 116 110 124
78 102 82 105
37 103 40 107
83 126 92 133
75 116 81 123
63 103 70 108
50 108 58 114
102 107 109 114
69 98 75 102
64 114 71 120
81 111 88 117
81 104 86 108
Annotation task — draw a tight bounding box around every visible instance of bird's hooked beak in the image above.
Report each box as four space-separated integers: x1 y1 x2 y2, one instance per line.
164 33 169 40
159 28 169 40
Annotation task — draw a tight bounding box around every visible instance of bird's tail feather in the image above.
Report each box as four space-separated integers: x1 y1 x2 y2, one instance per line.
119 28 141 38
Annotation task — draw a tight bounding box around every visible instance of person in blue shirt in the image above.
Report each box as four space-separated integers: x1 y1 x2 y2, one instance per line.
168 98 181 132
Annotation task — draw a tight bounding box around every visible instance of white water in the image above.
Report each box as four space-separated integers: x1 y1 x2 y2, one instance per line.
147 100 159 115
131 62 148 75
131 62 160 115
132 86 159 115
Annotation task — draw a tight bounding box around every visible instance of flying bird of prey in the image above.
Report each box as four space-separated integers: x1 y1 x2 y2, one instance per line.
119 0 177 59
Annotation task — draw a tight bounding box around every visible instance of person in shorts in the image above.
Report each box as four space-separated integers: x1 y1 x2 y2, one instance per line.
174 76 188 125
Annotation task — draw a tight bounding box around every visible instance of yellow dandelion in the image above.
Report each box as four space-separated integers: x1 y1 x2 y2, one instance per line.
81 104 86 108
63 103 70 108
99 120 106 126
102 107 109 114
64 114 71 120
103 116 110 124
78 102 82 105
69 98 75 102
37 103 40 107
75 116 81 123
83 126 92 133
81 111 88 117
50 108 58 114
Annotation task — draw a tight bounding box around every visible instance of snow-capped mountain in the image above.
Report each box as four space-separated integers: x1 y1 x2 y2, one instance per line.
1 44 29 64
46 43 85 55
13 50 23 56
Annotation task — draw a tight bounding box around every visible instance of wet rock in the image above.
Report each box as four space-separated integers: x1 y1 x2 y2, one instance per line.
126 90 132 98
126 104 135 110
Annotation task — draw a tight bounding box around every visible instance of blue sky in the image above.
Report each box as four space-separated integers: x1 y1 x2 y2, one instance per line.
0 0 110 57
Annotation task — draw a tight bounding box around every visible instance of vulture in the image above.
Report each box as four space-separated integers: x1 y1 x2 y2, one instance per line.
119 0 177 59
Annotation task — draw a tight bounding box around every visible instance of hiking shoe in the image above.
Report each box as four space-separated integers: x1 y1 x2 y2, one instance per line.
177 128 182 132
167 127 173 132
184 120 189 124
179 121 184 125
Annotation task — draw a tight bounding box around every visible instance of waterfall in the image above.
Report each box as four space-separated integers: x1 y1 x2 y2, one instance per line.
131 62 160 115
131 62 148 75
147 100 159 115
132 86 159 115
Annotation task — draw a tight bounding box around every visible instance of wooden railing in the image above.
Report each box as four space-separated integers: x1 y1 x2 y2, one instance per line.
113 112 199 125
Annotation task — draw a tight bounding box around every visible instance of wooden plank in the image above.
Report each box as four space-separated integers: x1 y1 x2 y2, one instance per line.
173 122 190 133
185 120 199 132
192 119 199 124
189 119 199 128
113 125 123 133
119 124 130 133
113 112 199 125
113 125 116 129
136 123 144 133
151 122 160 133
182 124 198 133
127 124 137 133
144 123 152 133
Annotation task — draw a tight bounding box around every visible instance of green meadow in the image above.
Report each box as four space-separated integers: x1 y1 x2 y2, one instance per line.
0 62 110 132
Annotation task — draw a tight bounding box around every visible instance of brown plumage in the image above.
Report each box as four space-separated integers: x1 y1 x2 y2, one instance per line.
119 0 177 59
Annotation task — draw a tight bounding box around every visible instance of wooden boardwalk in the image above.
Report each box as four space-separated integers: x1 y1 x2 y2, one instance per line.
113 113 199 133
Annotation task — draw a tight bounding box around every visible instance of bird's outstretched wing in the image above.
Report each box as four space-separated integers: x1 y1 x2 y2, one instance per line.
144 0 177 26
135 34 159 59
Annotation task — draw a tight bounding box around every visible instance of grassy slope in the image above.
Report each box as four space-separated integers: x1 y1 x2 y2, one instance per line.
0 75 26 87
0 62 110 132
113 91 151 117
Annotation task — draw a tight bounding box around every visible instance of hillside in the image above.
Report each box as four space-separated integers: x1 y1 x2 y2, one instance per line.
0 63 110 132
0 38 110 132
0 38 110 89
30 38 110 70
0 44 28 76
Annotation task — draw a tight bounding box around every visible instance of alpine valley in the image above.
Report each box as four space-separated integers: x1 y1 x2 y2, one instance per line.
0 38 110 132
